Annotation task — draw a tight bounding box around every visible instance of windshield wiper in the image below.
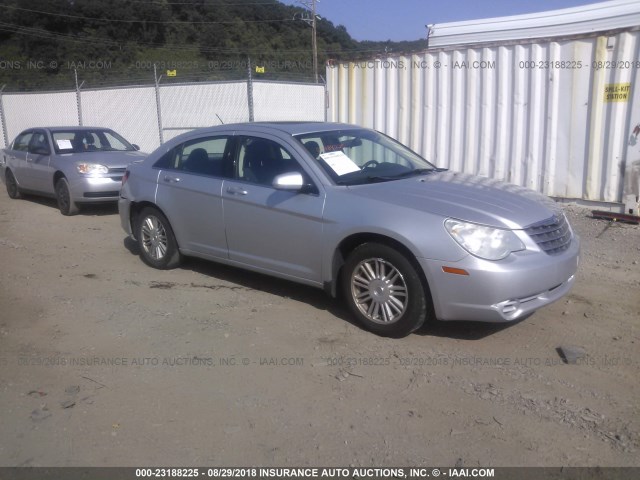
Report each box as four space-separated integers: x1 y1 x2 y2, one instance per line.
337 167 446 185
336 176 393 185
370 168 440 181
393 168 437 178
363 175 395 183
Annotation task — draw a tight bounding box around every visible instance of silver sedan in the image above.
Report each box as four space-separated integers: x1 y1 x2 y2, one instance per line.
1 127 146 215
119 122 580 337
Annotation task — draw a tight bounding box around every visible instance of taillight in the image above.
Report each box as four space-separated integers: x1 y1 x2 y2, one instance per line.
122 170 130 186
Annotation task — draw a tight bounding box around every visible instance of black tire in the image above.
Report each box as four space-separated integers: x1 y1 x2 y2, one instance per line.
5 169 22 199
55 177 79 215
136 207 182 269
341 242 429 337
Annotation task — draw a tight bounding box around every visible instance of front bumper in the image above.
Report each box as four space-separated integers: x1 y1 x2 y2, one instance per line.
418 235 580 322
69 175 123 203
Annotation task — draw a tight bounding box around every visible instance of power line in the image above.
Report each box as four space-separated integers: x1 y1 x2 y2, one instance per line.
115 1 282 5
0 3 298 24
0 20 402 56
0 1 425 59
0 22 121 48
0 22 276 53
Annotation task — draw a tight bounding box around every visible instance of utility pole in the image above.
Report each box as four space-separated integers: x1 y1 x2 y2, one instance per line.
297 0 319 83
311 0 318 83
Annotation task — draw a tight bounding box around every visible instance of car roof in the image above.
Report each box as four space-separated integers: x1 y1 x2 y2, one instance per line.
45 127 116 132
197 121 363 136
22 123 363 139
16 127 117 133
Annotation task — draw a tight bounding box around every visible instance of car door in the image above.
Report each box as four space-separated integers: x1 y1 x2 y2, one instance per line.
223 134 325 284
26 130 53 193
7 131 34 189
154 134 234 260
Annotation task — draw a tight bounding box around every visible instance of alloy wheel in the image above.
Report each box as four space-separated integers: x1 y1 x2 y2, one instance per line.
141 215 168 260
350 257 408 324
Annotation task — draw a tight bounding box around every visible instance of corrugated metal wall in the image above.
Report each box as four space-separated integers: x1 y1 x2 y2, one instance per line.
626 69 640 201
327 30 640 204
0 81 325 152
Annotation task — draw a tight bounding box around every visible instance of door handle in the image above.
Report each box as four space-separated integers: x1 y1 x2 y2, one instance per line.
226 186 248 196
163 175 180 183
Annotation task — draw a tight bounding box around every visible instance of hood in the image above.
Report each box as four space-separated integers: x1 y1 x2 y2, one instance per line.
61 150 147 168
347 171 561 229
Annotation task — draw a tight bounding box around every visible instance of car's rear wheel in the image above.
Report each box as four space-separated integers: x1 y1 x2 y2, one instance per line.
136 207 182 269
55 177 79 216
341 242 429 337
5 170 22 199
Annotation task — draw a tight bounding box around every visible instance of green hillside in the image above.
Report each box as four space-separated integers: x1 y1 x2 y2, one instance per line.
0 0 428 91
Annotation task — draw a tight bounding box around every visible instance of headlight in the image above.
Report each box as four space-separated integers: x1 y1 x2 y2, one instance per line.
77 163 108 175
445 219 525 260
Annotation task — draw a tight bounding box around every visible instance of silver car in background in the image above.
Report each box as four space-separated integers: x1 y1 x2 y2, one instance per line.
119 122 580 337
1 127 146 215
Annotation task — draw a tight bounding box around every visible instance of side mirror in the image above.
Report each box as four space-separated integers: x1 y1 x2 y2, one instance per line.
132 144 141 151
272 172 316 194
273 172 304 190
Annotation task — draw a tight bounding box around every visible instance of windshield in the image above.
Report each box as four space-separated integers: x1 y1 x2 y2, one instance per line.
51 129 135 154
294 128 438 185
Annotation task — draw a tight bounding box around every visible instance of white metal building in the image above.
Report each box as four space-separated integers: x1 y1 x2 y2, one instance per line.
326 0 640 207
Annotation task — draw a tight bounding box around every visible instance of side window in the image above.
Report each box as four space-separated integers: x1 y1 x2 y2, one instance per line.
236 136 304 187
153 136 231 178
154 147 180 170
12 132 33 152
28 132 50 154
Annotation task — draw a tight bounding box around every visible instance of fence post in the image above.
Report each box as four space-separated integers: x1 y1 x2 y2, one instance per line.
74 68 84 126
154 65 164 145
322 76 328 122
0 85 7 147
247 57 254 122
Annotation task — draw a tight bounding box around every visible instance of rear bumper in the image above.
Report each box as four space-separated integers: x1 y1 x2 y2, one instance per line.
418 235 580 322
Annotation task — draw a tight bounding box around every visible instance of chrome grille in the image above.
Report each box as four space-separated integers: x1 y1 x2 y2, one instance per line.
525 214 572 255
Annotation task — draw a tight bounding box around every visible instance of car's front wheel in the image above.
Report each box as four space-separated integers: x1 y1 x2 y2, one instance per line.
55 177 79 215
5 170 22 199
136 207 182 269
341 243 429 337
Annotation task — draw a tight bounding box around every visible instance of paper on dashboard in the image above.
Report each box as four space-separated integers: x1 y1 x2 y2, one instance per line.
319 151 361 176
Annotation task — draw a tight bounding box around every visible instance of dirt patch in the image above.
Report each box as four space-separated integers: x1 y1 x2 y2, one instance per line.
0 190 638 467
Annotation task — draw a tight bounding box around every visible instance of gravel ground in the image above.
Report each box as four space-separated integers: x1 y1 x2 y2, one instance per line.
0 188 638 467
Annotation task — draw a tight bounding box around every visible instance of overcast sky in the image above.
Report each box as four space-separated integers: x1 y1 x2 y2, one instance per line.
279 0 605 41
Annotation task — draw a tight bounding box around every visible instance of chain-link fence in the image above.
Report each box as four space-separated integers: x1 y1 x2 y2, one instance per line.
0 77 326 152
